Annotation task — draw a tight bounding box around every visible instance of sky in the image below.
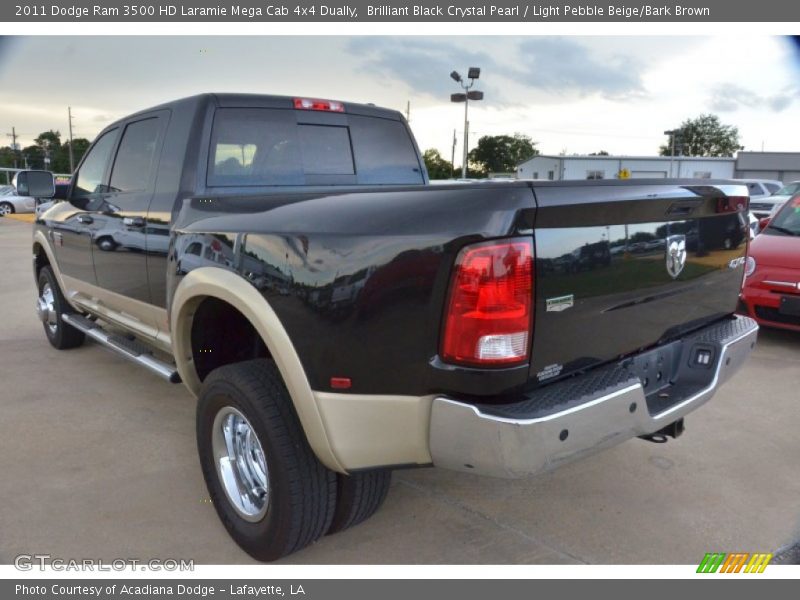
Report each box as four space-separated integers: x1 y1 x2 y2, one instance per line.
0 35 798 164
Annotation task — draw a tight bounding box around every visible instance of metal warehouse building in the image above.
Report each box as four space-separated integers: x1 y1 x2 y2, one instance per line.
516 155 735 181
734 152 800 181
516 151 800 182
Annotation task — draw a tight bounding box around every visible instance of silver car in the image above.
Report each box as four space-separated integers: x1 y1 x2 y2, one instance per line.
0 185 36 216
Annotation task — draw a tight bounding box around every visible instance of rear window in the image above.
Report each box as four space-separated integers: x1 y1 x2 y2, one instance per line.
207 108 423 187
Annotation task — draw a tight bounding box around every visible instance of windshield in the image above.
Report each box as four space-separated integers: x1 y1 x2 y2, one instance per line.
0 185 13 196
766 195 800 236
774 182 800 196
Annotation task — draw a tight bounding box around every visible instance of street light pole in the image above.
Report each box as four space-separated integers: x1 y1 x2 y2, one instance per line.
450 67 483 179
68 106 76 174
664 129 678 178
451 128 457 175
462 100 469 179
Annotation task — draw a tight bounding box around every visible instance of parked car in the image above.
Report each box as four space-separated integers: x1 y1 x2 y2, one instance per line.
740 194 800 332
26 93 758 561
0 188 36 216
740 178 785 218
766 181 800 218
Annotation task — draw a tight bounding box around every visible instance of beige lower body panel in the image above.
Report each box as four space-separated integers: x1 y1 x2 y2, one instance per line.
61 274 171 353
313 392 434 470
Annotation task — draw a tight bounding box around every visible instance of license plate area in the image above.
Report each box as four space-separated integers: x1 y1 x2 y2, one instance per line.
779 295 800 317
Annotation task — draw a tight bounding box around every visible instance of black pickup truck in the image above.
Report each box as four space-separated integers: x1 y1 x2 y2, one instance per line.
20 93 758 561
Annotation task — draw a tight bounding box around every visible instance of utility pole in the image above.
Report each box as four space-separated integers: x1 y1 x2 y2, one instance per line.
405 100 410 123
6 127 19 168
68 107 76 173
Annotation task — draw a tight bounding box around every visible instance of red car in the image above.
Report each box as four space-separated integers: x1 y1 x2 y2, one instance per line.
740 194 800 331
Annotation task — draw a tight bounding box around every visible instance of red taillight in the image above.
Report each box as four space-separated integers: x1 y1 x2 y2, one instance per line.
441 238 534 367
716 196 748 213
293 97 345 112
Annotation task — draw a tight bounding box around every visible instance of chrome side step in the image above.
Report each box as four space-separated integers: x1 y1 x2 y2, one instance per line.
62 313 181 384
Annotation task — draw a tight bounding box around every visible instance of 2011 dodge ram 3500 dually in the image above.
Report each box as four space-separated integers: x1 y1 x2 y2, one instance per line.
22 93 758 561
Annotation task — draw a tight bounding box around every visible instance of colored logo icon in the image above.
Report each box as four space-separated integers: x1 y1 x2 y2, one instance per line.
697 552 773 573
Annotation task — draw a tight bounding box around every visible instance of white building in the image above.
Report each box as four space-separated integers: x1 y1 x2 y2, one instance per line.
516 155 736 181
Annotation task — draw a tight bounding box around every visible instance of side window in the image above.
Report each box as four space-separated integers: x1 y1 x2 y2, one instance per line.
586 170 604 180
765 183 781 194
109 118 162 193
73 130 118 198
747 183 762 195
186 242 202 256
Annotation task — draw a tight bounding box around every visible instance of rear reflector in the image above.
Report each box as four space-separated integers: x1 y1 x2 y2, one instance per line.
441 238 534 367
293 98 345 112
330 377 352 390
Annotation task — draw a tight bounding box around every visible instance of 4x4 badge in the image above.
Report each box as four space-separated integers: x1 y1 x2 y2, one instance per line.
666 234 687 279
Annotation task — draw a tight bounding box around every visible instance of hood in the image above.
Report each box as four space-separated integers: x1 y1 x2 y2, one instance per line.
750 231 800 267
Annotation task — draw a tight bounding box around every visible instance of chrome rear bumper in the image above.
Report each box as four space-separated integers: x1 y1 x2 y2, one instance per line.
429 315 758 478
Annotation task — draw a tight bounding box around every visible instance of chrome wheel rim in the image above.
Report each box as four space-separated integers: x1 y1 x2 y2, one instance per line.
0 204 10 216
211 406 269 522
37 283 58 335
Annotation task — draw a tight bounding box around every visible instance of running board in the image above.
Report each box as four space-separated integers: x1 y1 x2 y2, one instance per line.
62 313 181 384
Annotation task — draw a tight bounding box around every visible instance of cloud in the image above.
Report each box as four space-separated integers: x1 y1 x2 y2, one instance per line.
709 82 798 112
346 37 646 104
501 38 645 99
346 38 501 100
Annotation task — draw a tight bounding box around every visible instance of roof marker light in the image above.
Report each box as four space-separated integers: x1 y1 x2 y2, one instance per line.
293 98 345 112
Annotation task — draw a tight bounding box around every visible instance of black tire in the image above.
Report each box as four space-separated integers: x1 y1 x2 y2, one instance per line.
327 469 391 535
197 359 336 561
37 266 85 349
0 201 14 217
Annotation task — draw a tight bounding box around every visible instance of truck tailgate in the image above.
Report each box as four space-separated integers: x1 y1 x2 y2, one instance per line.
530 181 748 386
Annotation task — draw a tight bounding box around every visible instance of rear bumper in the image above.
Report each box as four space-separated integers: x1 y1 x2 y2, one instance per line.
429 315 758 478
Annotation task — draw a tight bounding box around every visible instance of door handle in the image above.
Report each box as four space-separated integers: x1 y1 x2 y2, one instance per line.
123 216 145 227
77 214 94 224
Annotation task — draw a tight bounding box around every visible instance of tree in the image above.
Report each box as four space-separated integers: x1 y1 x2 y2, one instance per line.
589 150 610 156
659 114 741 157
60 138 91 173
422 148 455 180
468 133 539 174
2 131 92 173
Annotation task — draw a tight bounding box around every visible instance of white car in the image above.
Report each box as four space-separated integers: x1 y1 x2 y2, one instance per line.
734 179 783 218
0 185 36 216
767 181 800 217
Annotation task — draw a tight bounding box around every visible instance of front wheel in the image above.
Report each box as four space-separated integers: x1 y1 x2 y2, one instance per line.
0 202 14 217
36 266 85 349
197 359 336 561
